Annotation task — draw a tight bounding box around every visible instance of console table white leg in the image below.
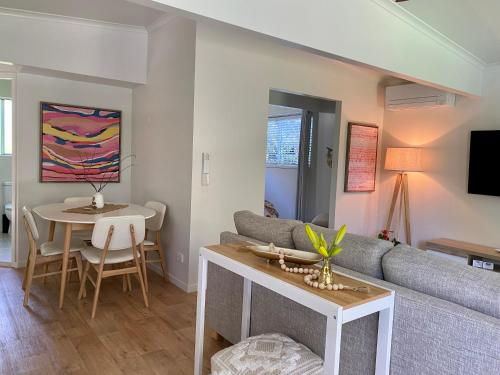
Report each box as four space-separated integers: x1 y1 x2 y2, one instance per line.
194 255 208 375
323 308 343 375
241 278 252 340
375 295 395 375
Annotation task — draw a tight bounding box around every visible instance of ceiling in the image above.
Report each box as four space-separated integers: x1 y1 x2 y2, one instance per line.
0 0 165 27
398 0 500 65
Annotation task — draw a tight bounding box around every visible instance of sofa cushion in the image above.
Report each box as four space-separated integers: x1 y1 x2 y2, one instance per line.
292 223 394 279
383 244 500 319
234 211 301 249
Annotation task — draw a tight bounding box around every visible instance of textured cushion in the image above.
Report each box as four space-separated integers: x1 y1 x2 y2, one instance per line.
80 246 139 264
383 244 500 319
211 333 323 375
234 211 301 249
292 223 394 279
40 238 86 256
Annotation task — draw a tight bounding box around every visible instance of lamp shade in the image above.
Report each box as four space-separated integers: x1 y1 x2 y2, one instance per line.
384 147 423 172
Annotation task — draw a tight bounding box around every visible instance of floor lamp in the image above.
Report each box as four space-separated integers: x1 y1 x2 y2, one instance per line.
384 147 423 245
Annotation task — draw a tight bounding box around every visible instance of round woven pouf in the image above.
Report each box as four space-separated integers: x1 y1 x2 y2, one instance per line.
211 333 323 375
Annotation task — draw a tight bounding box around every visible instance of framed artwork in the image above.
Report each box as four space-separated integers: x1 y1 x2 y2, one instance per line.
40 102 121 182
344 122 378 192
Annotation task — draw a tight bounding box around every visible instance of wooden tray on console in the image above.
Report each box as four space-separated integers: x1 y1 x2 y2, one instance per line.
243 245 322 265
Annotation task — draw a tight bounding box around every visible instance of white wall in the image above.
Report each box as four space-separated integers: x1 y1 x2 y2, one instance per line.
265 167 298 219
187 21 385 288
15 73 133 264
379 65 500 249
132 16 196 290
141 0 484 96
0 9 147 84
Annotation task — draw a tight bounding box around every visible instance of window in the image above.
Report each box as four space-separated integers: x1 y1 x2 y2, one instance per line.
0 98 12 155
266 114 302 167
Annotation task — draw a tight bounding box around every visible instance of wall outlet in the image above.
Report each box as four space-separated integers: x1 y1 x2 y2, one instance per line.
176 252 184 263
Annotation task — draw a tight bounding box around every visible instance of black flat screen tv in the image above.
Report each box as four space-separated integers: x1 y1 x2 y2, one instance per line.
468 130 500 197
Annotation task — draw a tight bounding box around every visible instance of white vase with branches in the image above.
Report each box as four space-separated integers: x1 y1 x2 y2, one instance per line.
76 152 135 209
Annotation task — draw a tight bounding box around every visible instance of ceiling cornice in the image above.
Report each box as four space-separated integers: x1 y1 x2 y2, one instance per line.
370 0 486 69
0 6 147 34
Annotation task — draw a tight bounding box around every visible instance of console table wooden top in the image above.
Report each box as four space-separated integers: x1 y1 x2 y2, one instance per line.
426 238 500 262
206 243 391 310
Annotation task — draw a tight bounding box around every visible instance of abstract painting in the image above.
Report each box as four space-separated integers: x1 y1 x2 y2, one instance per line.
40 102 121 182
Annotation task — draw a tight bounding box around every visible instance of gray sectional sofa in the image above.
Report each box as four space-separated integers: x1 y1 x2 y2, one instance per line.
206 211 500 375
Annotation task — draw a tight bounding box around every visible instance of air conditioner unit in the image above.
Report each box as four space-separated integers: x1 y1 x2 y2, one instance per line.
385 83 456 110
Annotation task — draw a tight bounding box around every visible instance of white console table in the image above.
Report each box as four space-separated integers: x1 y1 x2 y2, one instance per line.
194 244 395 375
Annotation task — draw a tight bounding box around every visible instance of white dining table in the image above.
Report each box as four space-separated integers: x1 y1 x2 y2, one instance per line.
33 202 156 309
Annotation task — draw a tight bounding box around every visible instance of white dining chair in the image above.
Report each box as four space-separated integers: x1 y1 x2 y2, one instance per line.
63 196 93 243
141 201 168 290
78 215 148 318
22 206 85 307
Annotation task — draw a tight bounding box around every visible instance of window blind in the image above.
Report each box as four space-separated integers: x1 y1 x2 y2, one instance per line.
266 114 301 166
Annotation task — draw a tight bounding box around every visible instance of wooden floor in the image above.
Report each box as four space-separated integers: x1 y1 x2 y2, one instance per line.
0 265 228 374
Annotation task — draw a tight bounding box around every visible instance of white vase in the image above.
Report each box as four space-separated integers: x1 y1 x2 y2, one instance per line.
92 192 104 209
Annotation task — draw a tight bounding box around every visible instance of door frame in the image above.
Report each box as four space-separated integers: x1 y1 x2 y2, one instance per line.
0 69 18 267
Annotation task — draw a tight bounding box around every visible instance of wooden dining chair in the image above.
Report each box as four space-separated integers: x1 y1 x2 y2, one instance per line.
22 206 85 307
141 201 167 290
78 215 148 318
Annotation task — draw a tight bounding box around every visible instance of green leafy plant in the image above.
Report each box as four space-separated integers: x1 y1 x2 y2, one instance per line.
305 224 347 258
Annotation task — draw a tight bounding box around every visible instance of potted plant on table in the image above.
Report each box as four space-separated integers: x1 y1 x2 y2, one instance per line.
305 224 347 285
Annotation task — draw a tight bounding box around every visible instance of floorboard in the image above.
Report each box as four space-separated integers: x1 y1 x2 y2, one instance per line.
0 265 229 374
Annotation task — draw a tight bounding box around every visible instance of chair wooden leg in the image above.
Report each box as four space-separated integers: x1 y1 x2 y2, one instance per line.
22 255 31 290
23 253 37 307
91 268 104 319
126 274 132 292
134 258 149 308
122 275 127 292
78 262 90 300
42 263 49 284
157 242 167 282
140 244 148 293
75 255 83 282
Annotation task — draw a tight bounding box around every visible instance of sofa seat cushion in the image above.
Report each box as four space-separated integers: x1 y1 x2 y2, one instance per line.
383 244 500 319
234 211 301 249
211 333 323 375
292 224 394 279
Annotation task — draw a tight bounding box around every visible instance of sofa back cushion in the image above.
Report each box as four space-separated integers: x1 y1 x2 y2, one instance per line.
383 245 500 319
234 211 301 249
292 223 394 279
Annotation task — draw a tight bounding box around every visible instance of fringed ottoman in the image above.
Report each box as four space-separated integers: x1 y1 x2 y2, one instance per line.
211 333 323 375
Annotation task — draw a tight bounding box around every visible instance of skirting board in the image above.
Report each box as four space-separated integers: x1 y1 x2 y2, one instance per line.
148 263 197 293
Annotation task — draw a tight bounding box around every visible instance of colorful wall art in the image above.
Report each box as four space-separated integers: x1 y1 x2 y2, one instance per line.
40 102 121 182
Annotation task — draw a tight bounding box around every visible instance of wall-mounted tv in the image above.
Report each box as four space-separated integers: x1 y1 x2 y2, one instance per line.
468 130 500 197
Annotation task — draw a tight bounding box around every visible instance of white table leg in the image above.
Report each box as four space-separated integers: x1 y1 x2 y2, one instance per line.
241 278 252 340
323 308 343 375
375 295 395 375
194 255 208 375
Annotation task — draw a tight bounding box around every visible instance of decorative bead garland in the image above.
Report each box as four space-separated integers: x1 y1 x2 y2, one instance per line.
277 248 345 291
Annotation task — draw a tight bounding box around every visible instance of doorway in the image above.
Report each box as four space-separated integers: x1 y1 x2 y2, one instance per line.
0 75 14 265
264 90 340 227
